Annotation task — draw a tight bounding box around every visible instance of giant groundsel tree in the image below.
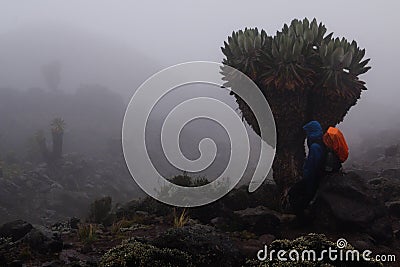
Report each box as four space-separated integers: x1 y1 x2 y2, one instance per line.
221 18 371 194
51 117 66 160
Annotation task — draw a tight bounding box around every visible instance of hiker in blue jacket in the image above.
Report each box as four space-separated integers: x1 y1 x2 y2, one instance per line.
302 120 326 199
284 120 327 225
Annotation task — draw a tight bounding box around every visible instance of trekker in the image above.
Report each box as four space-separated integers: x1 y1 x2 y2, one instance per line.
286 120 348 221
284 120 326 219
302 120 326 201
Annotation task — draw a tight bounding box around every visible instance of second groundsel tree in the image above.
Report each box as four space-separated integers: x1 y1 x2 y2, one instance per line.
221 18 371 195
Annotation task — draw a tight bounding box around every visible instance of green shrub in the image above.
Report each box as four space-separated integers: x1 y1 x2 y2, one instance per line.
89 196 112 224
169 173 209 187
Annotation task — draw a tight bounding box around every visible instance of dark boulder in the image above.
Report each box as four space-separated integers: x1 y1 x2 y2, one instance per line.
233 206 281 235
394 230 400 240
69 217 80 229
116 197 172 219
312 172 393 243
0 220 33 241
191 183 280 224
221 183 280 212
385 200 400 217
23 228 63 253
190 201 225 223
368 176 400 203
368 217 393 243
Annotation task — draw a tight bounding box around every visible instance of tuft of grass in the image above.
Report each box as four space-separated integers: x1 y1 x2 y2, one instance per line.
78 223 97 244
173 208 189 228
111 218 135 234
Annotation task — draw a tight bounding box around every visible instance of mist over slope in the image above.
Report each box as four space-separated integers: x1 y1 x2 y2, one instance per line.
0 24 158 97
1 22 400 227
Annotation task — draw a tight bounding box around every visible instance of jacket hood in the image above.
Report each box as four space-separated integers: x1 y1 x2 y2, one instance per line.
303 121 323 140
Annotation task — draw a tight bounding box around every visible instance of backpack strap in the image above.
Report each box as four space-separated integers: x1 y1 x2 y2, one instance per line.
317 140 342 174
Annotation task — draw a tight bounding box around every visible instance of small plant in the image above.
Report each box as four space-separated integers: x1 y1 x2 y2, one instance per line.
89 196 112 225
173 208 189 228
192 176 209 186
170 173 209 187
78 223 97 244
111 218 135 234
170 173 192 187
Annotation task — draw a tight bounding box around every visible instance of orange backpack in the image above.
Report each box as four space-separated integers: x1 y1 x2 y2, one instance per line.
322 127 349 163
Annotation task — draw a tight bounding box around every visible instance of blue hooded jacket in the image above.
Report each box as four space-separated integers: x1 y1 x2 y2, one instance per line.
303 121 325 183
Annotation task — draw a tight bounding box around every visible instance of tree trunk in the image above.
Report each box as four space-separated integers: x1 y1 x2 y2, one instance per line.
272 140 305 195
232 85 309 198
52 131 63 160
264 88 308 197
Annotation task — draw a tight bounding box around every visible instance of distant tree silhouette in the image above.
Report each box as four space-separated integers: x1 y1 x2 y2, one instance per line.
35 118 66 163
41 61 61 92
51 117 65 160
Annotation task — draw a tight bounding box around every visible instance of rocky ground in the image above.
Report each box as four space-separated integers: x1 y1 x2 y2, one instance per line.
0 154 142 224
0 144 400 266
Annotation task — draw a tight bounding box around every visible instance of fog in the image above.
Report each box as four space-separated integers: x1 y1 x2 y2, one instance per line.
1 1 399 130
2 3 400 263
1 1 400 189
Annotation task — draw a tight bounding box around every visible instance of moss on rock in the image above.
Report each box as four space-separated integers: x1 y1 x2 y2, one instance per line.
100 239 193 267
